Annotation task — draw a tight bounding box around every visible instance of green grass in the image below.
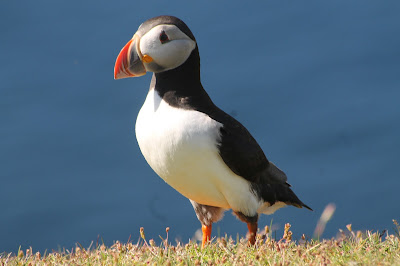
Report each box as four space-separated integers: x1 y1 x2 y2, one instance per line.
2 221 400 265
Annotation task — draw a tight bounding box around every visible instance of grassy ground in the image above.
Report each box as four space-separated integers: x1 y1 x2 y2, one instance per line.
2 221 400 265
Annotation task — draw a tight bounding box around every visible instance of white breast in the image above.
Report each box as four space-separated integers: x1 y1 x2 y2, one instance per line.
135 89 260 216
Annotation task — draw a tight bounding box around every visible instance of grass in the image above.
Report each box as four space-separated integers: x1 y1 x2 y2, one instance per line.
1 221 400 265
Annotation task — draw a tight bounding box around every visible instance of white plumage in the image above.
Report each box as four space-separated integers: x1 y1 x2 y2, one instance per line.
135 87 262 217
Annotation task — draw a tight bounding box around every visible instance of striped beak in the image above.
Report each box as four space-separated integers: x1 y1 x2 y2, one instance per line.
114 34 147 80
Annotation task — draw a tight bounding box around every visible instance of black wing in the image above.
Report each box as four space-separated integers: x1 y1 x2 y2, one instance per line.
204 105 312 211
206 106 287 185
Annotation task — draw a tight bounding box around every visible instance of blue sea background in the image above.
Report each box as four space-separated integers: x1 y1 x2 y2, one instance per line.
1 1 399 253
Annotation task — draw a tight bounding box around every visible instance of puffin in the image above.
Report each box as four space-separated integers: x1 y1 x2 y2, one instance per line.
114 15 312 248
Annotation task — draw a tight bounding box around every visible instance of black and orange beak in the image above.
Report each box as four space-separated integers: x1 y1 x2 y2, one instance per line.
114 34 147 79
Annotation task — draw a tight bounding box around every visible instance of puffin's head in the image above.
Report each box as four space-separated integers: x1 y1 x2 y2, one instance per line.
114 16 197 80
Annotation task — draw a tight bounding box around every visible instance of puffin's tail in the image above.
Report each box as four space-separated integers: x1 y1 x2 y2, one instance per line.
300 202 313 211
256 183 313 212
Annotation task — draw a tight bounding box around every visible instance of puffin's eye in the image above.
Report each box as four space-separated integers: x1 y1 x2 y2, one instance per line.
159 31 169 44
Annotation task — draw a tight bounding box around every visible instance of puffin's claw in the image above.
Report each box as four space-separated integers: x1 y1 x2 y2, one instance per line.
201 224 212 248
247 222 258 245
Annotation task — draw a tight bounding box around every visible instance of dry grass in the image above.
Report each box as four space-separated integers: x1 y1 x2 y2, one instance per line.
2 221 400 265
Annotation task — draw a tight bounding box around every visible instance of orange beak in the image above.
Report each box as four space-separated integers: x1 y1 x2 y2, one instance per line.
114 34 147 80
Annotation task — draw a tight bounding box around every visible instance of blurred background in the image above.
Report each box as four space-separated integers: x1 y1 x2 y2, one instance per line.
1 0 399 253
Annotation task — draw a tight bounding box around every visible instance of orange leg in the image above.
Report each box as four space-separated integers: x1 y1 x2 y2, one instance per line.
201 224 212 248
247 222 258 245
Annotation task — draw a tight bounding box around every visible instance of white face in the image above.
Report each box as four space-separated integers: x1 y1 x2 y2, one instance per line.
139 24 196 72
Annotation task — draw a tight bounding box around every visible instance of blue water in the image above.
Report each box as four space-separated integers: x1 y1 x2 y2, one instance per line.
1 1 400 253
